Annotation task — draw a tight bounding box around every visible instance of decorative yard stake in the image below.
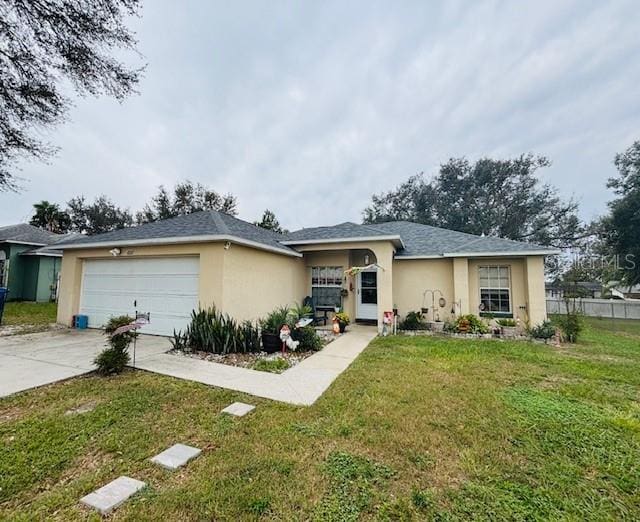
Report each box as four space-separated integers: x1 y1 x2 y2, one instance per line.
112 312 150 368
279 324 299 353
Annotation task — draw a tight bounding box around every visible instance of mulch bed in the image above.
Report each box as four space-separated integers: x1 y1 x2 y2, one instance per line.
169 329 342 371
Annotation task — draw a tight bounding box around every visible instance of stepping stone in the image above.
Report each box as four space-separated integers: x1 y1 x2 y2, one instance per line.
150 443 202 470
221 402 255 417
80 476 146 515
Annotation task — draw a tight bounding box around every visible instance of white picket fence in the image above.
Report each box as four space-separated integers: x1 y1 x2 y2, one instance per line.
547 298 640 320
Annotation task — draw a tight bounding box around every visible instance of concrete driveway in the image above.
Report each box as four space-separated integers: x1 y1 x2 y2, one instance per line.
0 329 171 398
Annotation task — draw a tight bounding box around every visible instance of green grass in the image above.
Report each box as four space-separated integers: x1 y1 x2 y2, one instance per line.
1 301 57 328
251 357 291 373
1 319 640 519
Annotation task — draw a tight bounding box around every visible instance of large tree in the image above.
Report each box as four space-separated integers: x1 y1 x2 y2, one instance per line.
29 200 70 233
0 0 142 191
67 195 132 235
600 141 640 287
254 209 286 233
137 181 237 223
363 155 584 249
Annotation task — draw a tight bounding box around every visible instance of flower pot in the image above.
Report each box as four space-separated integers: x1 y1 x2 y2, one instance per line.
338 321 347 333
261 332 281 353
430 321 444 332
501 326 517 339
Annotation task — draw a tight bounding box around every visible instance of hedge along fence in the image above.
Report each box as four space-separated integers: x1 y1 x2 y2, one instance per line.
546 298 640 320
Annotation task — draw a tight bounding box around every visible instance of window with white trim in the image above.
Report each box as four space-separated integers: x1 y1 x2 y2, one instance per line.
311 266 343 287
311 266 343 308
479 266 511 314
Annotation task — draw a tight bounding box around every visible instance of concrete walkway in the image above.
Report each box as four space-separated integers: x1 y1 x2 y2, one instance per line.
0 330 169 398
0 326 377 406
136 325 378 405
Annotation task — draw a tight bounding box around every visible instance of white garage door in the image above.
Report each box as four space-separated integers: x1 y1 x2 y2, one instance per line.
79 257 199 336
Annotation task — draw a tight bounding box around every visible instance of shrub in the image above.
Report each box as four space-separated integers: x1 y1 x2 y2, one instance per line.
496 318 517 327
400 311 427 330
260 306 292 334
454 314 489 334
334 311 350 324
172 306 261 354
529 320 556 340
95 315 134 375
292 325 323 351
556 311 583 343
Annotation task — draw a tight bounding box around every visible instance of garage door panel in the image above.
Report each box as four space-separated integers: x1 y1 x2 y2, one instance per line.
79 257 199 336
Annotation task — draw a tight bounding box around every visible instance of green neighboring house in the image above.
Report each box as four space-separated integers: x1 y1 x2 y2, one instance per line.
0 224 63 302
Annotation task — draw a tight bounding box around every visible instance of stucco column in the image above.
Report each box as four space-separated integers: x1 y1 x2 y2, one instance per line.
56 254 84 326
453 257 470 315
372 243 394 332
524 256 547 326
525 256 547 326
199 245 225 309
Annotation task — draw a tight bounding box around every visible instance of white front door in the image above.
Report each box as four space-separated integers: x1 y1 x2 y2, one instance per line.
79 257 199 336
356 270 378 320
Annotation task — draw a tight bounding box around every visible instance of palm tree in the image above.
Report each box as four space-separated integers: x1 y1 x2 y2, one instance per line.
29 201 70 234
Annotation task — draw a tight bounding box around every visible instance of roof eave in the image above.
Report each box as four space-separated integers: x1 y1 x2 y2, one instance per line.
1 240 48 246
280 235 405 248
44 235 303 258
20 251 63 257
395 249 560 259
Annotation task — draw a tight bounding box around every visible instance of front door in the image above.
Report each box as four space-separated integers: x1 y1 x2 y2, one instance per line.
357 270 378 320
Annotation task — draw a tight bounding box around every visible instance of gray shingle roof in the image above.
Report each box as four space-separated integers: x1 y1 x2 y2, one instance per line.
0 223 61 245
53 211 299 256
357 221 556 257
283 220 557 258
281 222 395 242
51 212 557 259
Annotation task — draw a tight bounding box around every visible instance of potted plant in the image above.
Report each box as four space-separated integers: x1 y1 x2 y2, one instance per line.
497 318 517 338
334 311 350 333
260 306 290 353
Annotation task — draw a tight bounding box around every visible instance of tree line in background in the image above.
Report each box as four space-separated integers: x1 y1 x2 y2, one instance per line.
27 141 639 289
29 180 283 236
363 141 640 289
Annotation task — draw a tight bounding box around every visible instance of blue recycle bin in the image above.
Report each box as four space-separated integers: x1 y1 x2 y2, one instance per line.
73 314 89 329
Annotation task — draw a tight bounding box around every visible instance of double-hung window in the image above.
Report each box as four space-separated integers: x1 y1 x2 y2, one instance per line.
479 266 511 315
311 266 343 308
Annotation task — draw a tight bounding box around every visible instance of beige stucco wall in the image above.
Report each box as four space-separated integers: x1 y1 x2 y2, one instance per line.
392 256 548 326
56 242 303 326
524 256 547 326
221 244 306 321
57 237 548 332
393 258 455 321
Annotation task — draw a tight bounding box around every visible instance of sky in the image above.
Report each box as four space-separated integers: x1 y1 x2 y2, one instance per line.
1 0 639 230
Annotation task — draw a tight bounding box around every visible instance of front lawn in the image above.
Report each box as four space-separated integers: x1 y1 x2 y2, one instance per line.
1 318 639 519
0 301 57 330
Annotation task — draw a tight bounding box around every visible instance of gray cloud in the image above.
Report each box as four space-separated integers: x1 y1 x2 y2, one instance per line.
1 0 638 229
